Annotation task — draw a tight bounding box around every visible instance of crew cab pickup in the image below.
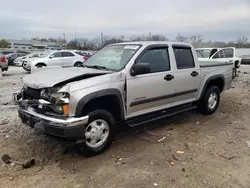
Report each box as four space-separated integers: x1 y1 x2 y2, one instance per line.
14 42 234 156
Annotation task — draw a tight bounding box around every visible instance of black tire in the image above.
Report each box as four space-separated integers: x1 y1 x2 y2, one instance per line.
36 63 46 68
75 109 116 157
198 86 220 115
23 67 30 72
74 62 83 67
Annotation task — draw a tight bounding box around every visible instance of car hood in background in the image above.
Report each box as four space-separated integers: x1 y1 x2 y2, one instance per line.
22 67 111 89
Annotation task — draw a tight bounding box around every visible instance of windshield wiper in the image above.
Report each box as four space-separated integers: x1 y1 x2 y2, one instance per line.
85 65 107 70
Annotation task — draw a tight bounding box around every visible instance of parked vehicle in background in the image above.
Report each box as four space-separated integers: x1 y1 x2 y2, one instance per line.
14 52 47 67
14 41 234 156
0 53 8 72
240 54 250 65
195 48 219 59
75 51 92 61
196 47 241 77
5 52 28 66
235 49 250 65
23 50 85 71
0 50 15 55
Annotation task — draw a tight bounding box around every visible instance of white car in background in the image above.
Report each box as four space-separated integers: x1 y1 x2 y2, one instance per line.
23 50 85 71
14 52 47 67
195 47 241 68
195 47 241 77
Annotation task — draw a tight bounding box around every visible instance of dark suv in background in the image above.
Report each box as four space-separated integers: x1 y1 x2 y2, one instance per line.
5 52 28 65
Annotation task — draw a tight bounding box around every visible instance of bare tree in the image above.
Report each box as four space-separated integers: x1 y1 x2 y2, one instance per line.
67 40 78 49
129 35 151 41
176 33 188 42
235 36 248 48
151 34 168 41
189 34 204 47
48 37 57 42
56 37 67 46
91 37 102 49
31 37 41 41
40 38 48 42
64 33 250 50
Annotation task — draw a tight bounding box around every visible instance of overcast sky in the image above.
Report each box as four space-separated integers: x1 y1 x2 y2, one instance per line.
1 0 250 41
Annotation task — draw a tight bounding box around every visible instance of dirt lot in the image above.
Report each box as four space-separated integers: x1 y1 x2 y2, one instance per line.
0 66 250 188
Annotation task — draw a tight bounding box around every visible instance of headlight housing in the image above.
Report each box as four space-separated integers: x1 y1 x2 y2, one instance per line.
41 89 70 104
41 89 70 116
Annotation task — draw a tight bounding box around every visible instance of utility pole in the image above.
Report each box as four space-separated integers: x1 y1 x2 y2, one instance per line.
101 32 104 47
63 33 66 49
75 29 77 42
63 33 66 41
74 28 77 49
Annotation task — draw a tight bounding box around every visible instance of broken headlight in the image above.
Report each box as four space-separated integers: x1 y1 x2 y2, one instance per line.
41 89 70 104
41 89 70 116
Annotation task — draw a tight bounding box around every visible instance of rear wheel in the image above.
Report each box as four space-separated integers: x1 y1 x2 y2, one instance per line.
75 109 116 157
74 62 83 67
197 86 220 115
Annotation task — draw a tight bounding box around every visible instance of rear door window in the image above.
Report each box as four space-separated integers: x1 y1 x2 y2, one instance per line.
173 47 195 69
62 52 75 57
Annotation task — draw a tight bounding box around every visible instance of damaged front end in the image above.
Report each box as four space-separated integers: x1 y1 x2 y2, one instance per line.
13 86 88 140
14 86 70 117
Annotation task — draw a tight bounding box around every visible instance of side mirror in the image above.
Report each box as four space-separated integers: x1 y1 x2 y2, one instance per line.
131 63 151 76
49 56 53 59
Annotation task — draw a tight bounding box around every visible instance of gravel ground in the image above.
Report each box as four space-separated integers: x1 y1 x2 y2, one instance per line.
0 66 250 188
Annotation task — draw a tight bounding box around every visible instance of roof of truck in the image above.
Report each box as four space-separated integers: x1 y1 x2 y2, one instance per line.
113 41 193 46
195 47 221 50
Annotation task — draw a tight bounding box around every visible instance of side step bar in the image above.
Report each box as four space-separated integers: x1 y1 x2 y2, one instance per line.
127 104 197 127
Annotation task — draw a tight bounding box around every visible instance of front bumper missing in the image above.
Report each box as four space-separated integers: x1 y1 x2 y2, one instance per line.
14 92 89 139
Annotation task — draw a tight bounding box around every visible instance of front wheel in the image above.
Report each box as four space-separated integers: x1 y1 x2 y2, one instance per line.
197 86 220 115
76 110 116 157
36 64 45 68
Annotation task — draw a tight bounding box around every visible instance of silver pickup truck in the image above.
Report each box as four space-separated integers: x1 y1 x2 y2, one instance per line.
14 42 234 156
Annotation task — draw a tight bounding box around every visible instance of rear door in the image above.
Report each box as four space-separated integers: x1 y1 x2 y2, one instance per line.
61 51 76 67
171 45 201 104
210 47 235 63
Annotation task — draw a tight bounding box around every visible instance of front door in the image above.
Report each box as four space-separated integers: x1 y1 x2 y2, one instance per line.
48 52 63 66
210 47 235 63
126 46 176 118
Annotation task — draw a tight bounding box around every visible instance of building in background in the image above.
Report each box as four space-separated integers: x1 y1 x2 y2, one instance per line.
7 39 62 50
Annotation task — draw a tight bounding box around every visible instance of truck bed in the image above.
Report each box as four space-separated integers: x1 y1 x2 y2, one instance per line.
199 60 233 68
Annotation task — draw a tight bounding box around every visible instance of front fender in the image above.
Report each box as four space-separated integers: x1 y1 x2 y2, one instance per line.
73 89 125 119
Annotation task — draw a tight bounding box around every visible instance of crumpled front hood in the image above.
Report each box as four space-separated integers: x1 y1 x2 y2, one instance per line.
22 67 111 89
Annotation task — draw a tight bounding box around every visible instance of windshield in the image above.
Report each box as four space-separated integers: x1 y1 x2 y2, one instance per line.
40 52 51 58
83 44 141 71
195 49 211 58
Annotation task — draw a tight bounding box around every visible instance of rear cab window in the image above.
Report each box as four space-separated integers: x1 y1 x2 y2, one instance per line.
173 45 195 69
